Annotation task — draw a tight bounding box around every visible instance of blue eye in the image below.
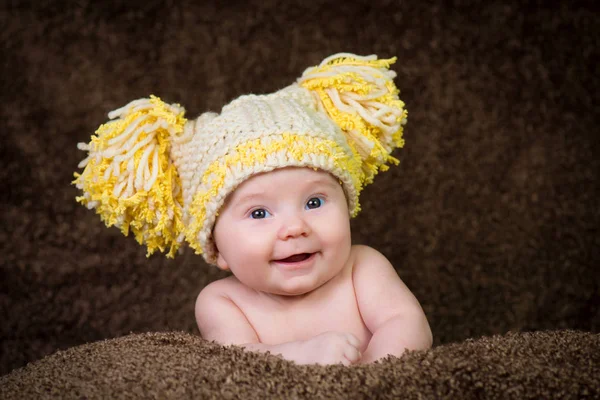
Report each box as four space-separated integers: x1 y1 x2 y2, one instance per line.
305 197 324 210
250 208 271 219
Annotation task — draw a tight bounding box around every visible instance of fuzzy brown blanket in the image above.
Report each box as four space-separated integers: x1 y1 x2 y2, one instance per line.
1 0 598 398
0 330 597 399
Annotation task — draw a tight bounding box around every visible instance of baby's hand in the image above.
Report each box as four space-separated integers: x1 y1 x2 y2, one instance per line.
300 331 362 366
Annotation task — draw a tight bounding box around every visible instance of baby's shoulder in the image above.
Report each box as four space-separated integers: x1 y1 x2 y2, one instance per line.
349 244 395 277
350 244 387 264
198 275 250 300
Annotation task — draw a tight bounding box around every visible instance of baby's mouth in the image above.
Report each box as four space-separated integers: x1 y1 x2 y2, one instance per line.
274 253 313 263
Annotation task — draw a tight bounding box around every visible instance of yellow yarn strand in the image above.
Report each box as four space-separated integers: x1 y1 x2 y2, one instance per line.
298 53 408 185
73 96 187 258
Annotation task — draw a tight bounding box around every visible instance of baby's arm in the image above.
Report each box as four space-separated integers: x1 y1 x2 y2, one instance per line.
352 245 433 363
195 281 361 365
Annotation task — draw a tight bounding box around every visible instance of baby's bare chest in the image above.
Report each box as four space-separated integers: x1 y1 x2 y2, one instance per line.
234 281 372 350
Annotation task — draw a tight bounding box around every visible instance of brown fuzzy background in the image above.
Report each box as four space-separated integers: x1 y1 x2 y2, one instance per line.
1 0 599 397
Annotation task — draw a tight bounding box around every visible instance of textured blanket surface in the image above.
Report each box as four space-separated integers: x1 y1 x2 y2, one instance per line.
1 330 599 399
1 0 598 398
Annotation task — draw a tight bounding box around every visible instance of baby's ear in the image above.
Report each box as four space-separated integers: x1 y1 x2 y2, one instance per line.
215 252 230 271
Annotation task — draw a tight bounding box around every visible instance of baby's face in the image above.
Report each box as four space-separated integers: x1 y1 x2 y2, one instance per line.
213 167 352 296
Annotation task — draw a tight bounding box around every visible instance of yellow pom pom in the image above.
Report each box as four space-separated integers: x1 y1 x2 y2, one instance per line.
73 96 187 257
298 53 407 185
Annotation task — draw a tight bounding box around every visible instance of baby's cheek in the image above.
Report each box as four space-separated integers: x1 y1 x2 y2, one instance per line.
244 232 273 255
323 219 351 251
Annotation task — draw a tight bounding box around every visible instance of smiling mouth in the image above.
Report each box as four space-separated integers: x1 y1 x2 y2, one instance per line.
274 253 314 263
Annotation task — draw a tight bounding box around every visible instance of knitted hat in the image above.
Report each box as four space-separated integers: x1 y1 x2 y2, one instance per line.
74 53 408 264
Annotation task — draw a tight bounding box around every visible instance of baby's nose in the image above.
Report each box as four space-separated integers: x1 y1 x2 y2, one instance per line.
277 214 311 240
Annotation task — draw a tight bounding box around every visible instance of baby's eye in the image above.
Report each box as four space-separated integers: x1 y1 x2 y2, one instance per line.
305 197 324 210
250 208 271 219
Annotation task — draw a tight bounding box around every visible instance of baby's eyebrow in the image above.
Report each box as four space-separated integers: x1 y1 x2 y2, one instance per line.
305 177 341 190
231 192 266 208
230 177 339 208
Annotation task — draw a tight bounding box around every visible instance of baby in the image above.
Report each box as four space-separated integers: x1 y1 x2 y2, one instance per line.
197 166 432 365
74 53 432 366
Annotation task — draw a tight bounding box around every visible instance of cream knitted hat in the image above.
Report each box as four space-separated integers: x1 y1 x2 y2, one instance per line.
74 53 408 264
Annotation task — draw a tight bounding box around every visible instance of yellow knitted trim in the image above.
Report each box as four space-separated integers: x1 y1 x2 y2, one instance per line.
184 133 363 256
74 96 187 258
299 54 407 185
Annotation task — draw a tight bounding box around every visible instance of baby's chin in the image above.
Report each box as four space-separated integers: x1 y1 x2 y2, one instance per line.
270 287 315 297
262 278 332 298
236 278 318 298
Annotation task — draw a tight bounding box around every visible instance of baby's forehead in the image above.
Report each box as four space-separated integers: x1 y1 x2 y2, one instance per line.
229 167 341 199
